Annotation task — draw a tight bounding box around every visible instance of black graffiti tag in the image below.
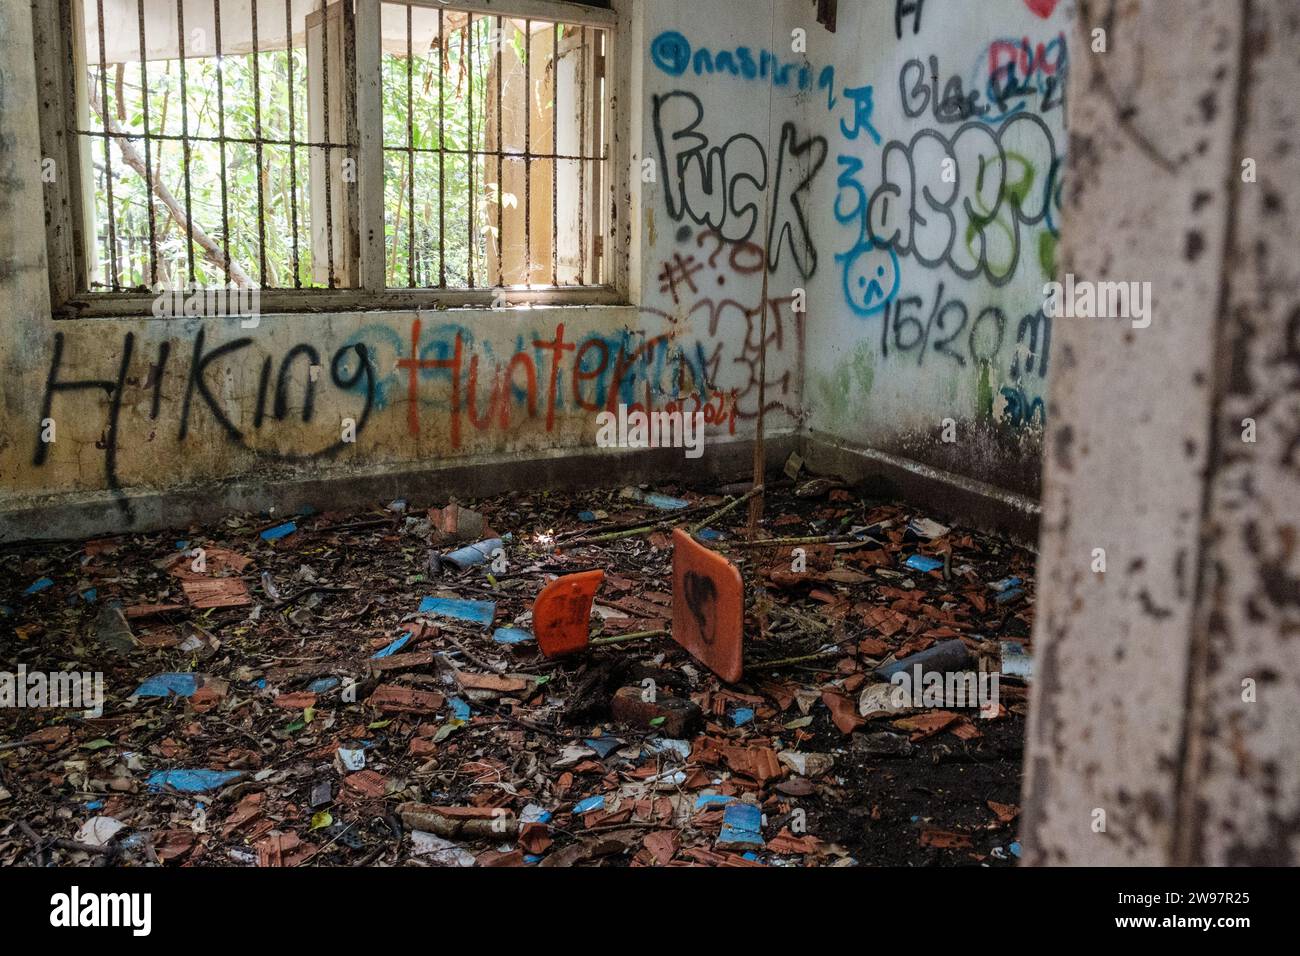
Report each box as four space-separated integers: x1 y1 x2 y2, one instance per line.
652 90 828 279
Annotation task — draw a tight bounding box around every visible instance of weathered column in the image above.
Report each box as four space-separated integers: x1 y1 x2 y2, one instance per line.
1022 0 1300 865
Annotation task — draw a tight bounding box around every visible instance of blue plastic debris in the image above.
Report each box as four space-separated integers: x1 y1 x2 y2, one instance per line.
372 632 412 659
718 802 764 846
1009 841 1022 859
449 698 472 721
418 596 496 627
493 627 534 645
990 577 1023 593
584 737 624 758
85 800 104 811
308 677 341 694
176 540 189 551
24 577 54 596
578 511 598 523
697 528 725 542
731 707 755 727
147 769 243 793
573 795 606 815
132 673 199 698
260 521 297 542
643 492 690 510
694 794 737 811
994 587 1025 605
442 538 503 571
80 588 98 603
903 554 944 573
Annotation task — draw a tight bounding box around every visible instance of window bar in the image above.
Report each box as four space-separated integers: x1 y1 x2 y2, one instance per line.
285 0 301 287
437 6 446 288
577 26 587 286
176 0 196 284
251 0 268 285
551 22 558 287
495 14 503 288
135 0 157 287
214 0 233 286
95 0 120 289
77 129 373 149
321 0 336 288
466 14 475 288
406 3 415 287
523 18 531 287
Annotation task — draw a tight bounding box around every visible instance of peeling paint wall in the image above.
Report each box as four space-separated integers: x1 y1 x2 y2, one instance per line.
0 0 807 535
800 0 1068 497
1022 0 1300 865
2 0 1064 535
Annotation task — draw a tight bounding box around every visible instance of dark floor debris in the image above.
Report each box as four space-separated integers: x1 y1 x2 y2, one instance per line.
0 479 1034 867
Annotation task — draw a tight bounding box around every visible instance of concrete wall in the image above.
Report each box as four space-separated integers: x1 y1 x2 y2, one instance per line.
1022 0 1300 865
1 0 1063 539
800 0 1068 498
0 0 809 539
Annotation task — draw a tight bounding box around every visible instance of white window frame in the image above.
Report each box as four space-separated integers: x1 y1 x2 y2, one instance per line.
34 0 628 318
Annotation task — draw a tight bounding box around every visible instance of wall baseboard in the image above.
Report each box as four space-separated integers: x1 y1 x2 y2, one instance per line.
1 433 1039 546
800 434 1041 547
0 436 798 543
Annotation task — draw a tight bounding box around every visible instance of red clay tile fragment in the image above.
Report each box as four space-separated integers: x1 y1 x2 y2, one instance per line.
344 770 389 798
822 690 867 735
368 684 445 714
643 830 679 865
893 710 960 741
273 691 317 710
919 827 972 849
671 529 744 683
988 800 1020 823
125 603 187 620
455 671 530 694
182 577 252 609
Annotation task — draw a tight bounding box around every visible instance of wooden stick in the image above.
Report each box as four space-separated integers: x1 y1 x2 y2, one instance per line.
589 629 668 648
747 649 844 670
748 264 770 538
748 0 779 539
689 485 763 536
718 533 860 549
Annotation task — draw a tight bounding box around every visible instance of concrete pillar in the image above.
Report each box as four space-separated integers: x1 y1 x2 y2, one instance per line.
1022 0 1300 864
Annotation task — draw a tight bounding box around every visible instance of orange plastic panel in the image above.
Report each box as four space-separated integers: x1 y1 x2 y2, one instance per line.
671 529 744 683
534 570 605 659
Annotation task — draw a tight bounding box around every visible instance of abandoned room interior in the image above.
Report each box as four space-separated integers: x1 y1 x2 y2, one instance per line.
0 0 1296 888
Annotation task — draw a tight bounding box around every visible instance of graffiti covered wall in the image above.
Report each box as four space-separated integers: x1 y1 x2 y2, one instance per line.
0 0 806 532
1 0 1063 533
799 0 1068 495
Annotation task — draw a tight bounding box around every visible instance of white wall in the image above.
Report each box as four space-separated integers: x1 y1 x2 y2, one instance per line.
799 0 1068 496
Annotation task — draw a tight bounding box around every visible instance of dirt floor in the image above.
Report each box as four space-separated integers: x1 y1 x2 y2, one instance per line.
0 478 1034 867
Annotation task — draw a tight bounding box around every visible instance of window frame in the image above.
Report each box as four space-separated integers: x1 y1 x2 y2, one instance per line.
35 0 627 319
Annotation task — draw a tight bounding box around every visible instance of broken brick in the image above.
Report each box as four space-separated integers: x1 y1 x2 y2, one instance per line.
610 686 702 738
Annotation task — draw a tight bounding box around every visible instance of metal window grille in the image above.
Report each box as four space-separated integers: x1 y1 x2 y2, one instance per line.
380 3 608 289
59 0 612 306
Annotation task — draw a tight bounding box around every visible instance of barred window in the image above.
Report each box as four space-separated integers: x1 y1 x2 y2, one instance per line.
37 0 616 315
